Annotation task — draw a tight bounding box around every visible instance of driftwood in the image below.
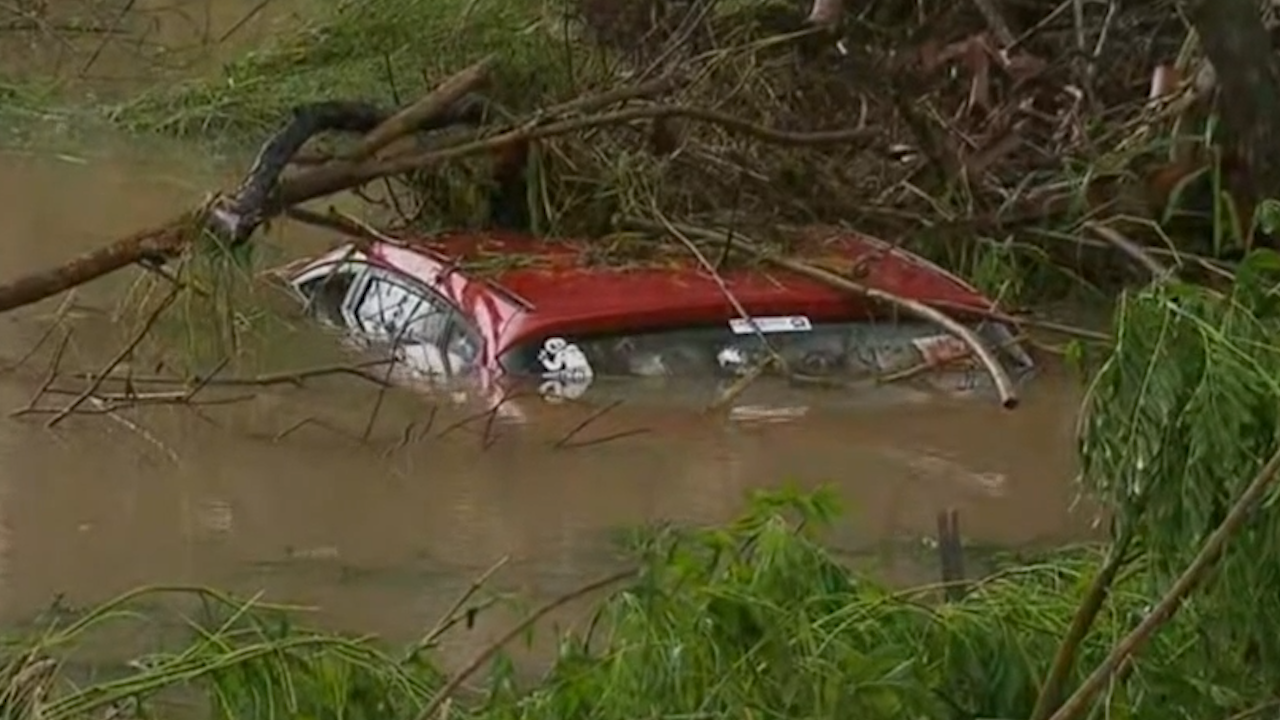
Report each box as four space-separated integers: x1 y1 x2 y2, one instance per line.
0 64 882 317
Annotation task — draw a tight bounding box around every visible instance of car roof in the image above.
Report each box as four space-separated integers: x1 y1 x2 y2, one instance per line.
414 227 991 320
298 228 999 357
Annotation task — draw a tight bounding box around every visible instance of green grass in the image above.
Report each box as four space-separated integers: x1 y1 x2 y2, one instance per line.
106 0 603 140
0 484 1263 720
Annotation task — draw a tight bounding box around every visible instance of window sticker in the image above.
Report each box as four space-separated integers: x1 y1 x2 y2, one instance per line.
536 337 593 401
729 315 812 335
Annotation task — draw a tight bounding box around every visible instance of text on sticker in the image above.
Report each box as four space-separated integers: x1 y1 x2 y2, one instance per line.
729 316 813 335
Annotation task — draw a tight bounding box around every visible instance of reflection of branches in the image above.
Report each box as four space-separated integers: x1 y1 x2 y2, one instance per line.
552 398 650 450
435 386 528 449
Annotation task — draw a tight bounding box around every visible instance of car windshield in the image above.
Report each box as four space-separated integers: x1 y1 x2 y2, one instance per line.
499 317 1032 396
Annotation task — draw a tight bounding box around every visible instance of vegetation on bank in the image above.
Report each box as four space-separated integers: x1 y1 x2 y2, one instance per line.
0 491 1248 720
108 0 590 139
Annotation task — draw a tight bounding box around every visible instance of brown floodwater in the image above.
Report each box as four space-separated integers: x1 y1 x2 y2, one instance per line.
1 0 308 93
0 126 1096 665
0 1 1096 667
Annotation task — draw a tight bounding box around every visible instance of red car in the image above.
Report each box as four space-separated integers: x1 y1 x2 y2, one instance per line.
280 228 1034 412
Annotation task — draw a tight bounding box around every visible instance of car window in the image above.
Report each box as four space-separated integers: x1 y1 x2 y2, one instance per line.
296 263 362 327
351 271 451 344
499 319 1031 387
346 267 484 376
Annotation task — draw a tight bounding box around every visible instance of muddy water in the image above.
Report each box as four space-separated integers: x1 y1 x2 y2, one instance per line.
0 130 1092 668
1 0 308 92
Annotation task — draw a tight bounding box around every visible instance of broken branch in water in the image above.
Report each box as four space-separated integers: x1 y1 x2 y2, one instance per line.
0 67 881 316
65 359 396 389
552 398 626 449
0 59 493 316
46 287 179 428
620 218 1022 409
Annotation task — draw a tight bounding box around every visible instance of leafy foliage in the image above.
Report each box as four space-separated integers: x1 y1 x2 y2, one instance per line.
1079 248 1280 685
0 485 1255 720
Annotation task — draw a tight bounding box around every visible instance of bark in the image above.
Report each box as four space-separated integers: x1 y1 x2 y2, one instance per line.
1182 0 1280 218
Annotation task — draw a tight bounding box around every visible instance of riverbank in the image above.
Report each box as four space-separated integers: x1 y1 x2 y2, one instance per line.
0 487 1244 720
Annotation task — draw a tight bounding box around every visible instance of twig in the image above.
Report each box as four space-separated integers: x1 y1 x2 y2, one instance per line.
69 359 394 388
1045 446 1280 720
936 509 966 601
1083 221 1172 279
11 330 71 417
559 428 651 449
271 416 360 443
1 290 76 373
46 288 178 428
216 0 276 44
413 568 637 720
707 356 779 412
435 389 523 439
878 332 1027 384
78 0 135 77
1030 528 1137 720
407 556 510 658
553 399 624 449
623 219 1021 409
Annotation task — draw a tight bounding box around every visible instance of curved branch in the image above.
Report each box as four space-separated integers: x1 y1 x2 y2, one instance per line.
278 104 879 206
622 218 1022 409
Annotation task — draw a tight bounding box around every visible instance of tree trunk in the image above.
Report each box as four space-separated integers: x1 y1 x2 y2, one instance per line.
1182 0 1280 235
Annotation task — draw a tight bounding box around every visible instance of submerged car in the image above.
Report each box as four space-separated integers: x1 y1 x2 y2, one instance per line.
279 228 1035 412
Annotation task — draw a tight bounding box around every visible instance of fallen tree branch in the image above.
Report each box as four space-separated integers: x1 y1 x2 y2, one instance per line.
343 57 494 163
0 208 206 315
1045 446 1280 720
0 59 493 316
621 218 1021 409
0 74 877 317
277 104 879 207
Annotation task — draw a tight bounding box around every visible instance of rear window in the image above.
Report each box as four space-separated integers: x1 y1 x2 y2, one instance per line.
499 316 1030 385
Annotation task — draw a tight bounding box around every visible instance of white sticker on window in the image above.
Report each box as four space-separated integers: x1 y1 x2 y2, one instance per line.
729 315 812 335
537 337 594 382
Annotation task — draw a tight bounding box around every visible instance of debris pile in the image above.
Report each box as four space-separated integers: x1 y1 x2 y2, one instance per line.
0 0 1255 319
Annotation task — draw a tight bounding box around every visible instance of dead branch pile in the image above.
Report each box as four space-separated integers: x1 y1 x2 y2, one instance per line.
371 0 1240 288
0 0 1250 318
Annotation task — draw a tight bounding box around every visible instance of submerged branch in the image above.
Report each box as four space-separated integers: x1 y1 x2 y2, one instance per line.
621 218 1021 409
